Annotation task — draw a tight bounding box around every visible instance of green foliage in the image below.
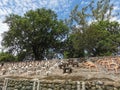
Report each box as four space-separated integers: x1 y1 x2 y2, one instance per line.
66 20 120 57
1 0 120 60
64 0 120 58
2 8 68 60
63 33 84 58
0 52 16 62
16 51 26 61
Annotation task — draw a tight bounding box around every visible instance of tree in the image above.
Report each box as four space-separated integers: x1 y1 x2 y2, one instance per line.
86 21 120 56
67 20 120 57
91 21 120 56
64 0 120 58
2 8 68 60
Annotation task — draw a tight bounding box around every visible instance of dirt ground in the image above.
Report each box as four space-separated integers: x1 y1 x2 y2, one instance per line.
42 66 120 82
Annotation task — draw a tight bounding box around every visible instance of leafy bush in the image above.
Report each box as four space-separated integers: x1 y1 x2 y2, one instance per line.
0 52 16 62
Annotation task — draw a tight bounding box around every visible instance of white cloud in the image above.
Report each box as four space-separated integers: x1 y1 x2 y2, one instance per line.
113 6 120 11
48 0 59 7
0 0 72 19
110 17 120 23
0 20 9 34
0 20 9 48
111 5 120 23
81 1 89 5
0 8 8 16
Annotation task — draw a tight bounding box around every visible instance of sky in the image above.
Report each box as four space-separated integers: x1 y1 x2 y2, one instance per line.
0 0 120 50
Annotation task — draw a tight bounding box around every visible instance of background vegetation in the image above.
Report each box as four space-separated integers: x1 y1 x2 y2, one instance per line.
1 0 120 61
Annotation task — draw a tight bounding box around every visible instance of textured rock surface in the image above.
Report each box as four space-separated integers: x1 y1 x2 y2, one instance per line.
0 77 120 90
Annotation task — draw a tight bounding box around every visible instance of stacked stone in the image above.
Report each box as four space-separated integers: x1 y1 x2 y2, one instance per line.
5 79 34 90
1 78 120 90
0 78 4 90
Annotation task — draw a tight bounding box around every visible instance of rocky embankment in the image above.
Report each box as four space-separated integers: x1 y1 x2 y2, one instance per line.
0 76 120 90
0 57 120 89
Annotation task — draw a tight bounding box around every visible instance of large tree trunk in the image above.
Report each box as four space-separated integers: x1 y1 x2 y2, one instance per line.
32 45 44 60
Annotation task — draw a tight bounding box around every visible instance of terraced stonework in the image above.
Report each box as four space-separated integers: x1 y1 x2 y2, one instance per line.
0 77 120 90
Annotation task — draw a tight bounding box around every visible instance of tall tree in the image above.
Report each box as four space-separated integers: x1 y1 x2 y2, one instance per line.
85 21 120 56
64 0 120 58
2 8 68 60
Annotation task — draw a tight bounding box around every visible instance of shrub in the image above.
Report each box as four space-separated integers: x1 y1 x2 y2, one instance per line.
0 52 16 62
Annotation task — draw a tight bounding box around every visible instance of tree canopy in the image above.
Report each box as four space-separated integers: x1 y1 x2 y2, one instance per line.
2 8 68 60
64 0 120 58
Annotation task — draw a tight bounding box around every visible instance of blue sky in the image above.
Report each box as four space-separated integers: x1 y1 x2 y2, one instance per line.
0 0 120 49
0 0 81 19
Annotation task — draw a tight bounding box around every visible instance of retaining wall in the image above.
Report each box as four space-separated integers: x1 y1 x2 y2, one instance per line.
0 78 120 90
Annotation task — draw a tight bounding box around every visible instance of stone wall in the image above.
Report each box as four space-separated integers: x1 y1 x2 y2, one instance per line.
0 78 120 90
0 78 4 90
